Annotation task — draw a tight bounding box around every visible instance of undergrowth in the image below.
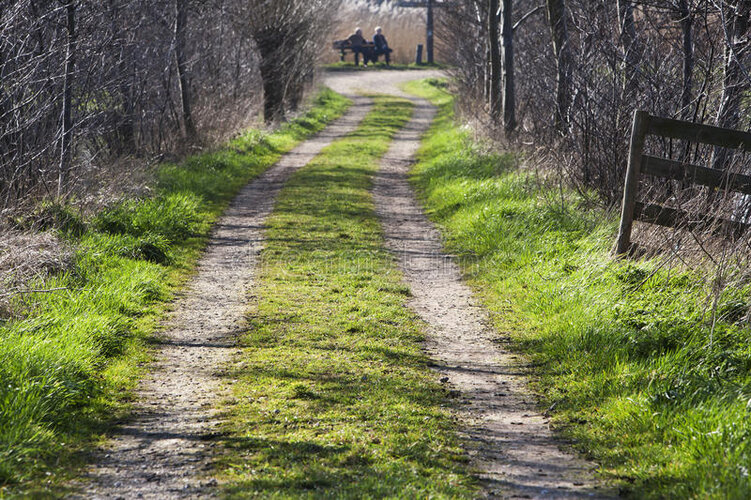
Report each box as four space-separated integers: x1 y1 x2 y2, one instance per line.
405 78 751 498
0 88 349 496
217 95 477 498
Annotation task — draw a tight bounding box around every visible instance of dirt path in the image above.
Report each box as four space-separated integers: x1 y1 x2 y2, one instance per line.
76 70 606 499
369 87 608 497
76 96 373 499
323 69 445 96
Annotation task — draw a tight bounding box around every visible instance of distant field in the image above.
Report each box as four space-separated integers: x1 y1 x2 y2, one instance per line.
326 0 431 65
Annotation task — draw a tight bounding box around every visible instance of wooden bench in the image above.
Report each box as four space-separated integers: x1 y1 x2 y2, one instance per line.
332 40 376 63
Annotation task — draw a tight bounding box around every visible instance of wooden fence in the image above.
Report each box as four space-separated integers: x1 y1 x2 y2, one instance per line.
614 110 751 255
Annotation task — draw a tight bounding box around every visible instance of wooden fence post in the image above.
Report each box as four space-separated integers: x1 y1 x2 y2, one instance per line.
613 110 751 253
615 110 650 256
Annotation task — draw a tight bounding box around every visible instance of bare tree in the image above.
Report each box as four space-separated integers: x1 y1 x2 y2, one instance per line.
440 0 748 204
500 0 516 131
546 0 572 132
618 0 642 100
439 0 487 112
716 0 751 131
676 0 694 119
58 0 76 197
488 0 502 120
237 0 338 124
0 0 268 209
713 0 751 169
174 0 195 139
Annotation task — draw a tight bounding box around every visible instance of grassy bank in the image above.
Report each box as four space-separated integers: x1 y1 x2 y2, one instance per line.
217 95 477 498
405 78 751 498
0 88 349 496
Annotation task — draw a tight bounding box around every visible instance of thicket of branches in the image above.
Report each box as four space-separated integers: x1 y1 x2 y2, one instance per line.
235 0 335 122
441 0 751 206
0 0 337 212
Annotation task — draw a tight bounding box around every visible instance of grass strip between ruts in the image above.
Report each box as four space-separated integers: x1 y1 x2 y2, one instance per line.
404 77 751 498
0 88 350 496
218 95 477 498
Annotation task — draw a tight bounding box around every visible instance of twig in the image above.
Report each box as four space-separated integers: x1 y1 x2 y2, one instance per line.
513 5 544 32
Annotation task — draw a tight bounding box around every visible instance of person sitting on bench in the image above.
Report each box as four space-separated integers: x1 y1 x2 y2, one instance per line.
373 27 392 66
347 27 369 67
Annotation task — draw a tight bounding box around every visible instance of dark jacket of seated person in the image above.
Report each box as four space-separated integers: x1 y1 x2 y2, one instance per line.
347 29 369 66
373 28 391 64
348 32 365 48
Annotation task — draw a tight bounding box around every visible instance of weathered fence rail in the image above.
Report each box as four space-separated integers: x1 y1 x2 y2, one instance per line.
614 110 751 255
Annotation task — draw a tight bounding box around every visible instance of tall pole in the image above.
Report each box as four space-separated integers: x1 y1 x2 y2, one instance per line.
427 0 434 64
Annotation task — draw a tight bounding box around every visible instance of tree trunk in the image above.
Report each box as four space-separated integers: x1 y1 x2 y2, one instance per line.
712 0 751 170
488 0 501 121
58 0 76 198
0 5 6 150
677 0 694 119
117 63 136 152
110 0 135 153
500 0 516 132
617 0 641 99
546 0 572 133
484 49 491 102
174 0 196 139
257 41 285 124
716 0 751 131
285 57 307 112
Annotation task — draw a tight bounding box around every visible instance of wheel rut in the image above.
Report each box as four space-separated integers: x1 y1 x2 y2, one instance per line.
75 96 372 499
372 93 609 499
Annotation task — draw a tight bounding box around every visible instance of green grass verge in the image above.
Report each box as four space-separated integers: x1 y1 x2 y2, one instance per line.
217 95 477 498
404 78 751 498
0 88 350 496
